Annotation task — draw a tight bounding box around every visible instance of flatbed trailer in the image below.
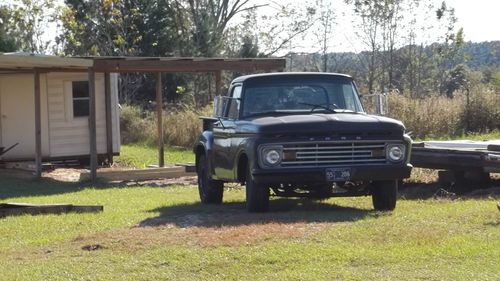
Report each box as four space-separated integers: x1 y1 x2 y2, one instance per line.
411 140 500 189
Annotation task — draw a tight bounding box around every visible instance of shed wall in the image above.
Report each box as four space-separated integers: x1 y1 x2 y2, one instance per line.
0 72 120 160
0 74 50 159
46 73 120 158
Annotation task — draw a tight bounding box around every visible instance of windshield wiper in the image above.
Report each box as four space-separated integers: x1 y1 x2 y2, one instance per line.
298 102 340 113
244 110 297 118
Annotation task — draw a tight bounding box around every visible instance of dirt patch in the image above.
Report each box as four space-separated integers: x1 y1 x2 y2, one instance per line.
41 167 198 186
109 176 198 188
43 168 85 182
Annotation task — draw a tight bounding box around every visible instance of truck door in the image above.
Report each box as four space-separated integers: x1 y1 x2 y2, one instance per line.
212 85 241 180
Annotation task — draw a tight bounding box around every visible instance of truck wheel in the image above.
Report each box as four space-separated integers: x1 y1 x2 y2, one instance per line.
371 180 398 211
197 154 223 204
245 166 269 212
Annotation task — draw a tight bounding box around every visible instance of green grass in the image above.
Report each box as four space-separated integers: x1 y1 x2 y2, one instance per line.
0 173 499 280
115 143 194 168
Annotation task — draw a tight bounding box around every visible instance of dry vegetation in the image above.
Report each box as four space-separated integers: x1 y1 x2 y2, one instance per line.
384 91 499 139
121 89 499 148
120 105 212 148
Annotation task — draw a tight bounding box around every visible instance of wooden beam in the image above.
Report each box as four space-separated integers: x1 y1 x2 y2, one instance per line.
215 70 222 96
88 68 98 181
156 72 164 167
34 69 42 178
93 59 286 73
80 166 196 182
104 72 113 165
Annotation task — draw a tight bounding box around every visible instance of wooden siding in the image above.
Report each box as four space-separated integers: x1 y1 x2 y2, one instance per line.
46 73 120 158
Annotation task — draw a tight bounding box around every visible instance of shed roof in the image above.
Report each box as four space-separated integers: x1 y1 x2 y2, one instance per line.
0 54 285 73
0 53 92 72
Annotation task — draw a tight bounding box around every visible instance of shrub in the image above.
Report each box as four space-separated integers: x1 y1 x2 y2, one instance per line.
120 104 212 148
120 105 154 144
382 90 499 139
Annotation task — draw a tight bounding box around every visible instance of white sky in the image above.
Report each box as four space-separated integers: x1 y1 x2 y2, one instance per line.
5 0 500 54
250 0 500 54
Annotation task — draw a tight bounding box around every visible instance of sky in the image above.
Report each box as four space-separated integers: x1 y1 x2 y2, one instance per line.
5 0 500 54
251 0 500 54
445 0 500 42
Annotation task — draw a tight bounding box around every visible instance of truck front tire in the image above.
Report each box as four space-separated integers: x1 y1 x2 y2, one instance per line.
246 166 269 212
197 154 223 204
371 180 398 211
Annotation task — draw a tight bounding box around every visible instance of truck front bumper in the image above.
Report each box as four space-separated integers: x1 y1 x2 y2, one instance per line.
252 164 412 184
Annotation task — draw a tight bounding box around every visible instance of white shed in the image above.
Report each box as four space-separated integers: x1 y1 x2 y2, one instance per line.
0 54 286 181
0 54 120 168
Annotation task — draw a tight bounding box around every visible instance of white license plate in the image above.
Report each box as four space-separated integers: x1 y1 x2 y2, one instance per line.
325 168 351 181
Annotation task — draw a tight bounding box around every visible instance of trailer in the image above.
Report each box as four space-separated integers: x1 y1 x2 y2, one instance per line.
411 140 500 191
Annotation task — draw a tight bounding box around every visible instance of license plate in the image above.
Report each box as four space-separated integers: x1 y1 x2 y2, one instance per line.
325 168 351 181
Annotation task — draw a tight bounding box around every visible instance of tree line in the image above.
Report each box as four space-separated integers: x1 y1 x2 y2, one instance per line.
0 0 498 106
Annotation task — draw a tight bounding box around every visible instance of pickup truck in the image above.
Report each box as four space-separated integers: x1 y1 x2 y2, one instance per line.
194 72 412 212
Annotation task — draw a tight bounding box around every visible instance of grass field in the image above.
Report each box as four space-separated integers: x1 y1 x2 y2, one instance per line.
115 144 194 168
1 172 499 280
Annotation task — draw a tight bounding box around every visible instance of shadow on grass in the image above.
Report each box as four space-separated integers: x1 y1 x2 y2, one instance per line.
399 178 500 200
139 198 380 228
0 170 115 200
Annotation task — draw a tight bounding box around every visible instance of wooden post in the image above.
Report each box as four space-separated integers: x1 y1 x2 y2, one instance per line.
88 68 97 181
156 72 164 167
104 72 113 164
34 69 42 179
215 70 222 96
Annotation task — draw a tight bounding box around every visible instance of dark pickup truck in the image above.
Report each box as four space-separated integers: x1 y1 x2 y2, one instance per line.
194 72 412 212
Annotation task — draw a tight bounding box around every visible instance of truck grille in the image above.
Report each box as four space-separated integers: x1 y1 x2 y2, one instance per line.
281 141 387 167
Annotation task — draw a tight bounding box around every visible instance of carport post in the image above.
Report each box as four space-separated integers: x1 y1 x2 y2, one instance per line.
88 68 98 182
215 70 222 96
34 69 42 179
104 72 113 164
156 72 164 167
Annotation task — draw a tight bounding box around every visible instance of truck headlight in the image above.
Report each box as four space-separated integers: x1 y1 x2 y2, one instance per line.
386 144 405 162
261 146 283 166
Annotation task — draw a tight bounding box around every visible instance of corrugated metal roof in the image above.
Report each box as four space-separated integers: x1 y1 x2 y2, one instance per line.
0 53 93 71
0 54 286 73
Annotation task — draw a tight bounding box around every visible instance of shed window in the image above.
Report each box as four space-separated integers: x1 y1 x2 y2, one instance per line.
72 81 89 117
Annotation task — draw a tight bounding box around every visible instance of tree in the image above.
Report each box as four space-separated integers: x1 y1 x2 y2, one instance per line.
0 5 18 52
182 0 259 57
257 2 316 56
312 0 335 72
347 0 385 93
8 0 56 54
433 1 465 95
444 64 467 95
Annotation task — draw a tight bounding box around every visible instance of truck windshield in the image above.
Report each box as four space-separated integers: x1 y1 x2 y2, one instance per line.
242 78 363 118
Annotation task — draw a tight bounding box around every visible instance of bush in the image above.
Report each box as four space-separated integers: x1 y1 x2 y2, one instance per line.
383 90 499 139
120 104 212 148
120 105 154 144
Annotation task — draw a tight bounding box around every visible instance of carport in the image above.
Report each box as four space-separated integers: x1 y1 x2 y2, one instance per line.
0 55 286 181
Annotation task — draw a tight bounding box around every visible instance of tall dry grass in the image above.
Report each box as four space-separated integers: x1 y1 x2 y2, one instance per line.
120 104 212 148
384 91 499 139
121 89 498 147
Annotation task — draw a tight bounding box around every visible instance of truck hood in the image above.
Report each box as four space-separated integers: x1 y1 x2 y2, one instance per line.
237 113 405 135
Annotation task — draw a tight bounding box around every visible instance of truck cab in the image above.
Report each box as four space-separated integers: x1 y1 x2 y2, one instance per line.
194 72 412 212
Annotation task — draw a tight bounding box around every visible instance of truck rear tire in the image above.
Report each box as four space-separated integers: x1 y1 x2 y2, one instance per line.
371 180 398 211
246 166 269 212
197 154 223 204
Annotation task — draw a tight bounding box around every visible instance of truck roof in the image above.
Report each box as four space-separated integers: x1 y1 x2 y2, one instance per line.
232 72 353 84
